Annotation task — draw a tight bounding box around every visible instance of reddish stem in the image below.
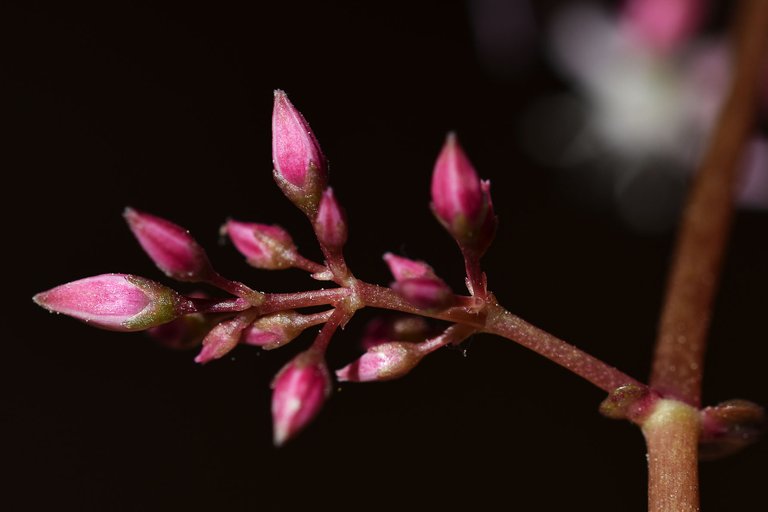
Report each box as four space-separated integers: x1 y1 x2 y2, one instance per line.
418 324 476 354
206 272 263 304
642 3 768 511
260 288 350 314
320 246 353 284
291 254 328 274
355 282 640 392
482 303 641 392
461 248 487 299
355 282 483 325
189 296 253 313
642 400 701 512
300 309 336 329
649 0 768 407
311 306 352 353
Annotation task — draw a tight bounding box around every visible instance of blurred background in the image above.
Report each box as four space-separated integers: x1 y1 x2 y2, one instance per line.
6 0 767 510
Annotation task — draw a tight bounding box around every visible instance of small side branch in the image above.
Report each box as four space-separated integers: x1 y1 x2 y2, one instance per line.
356 283 639 392
483 304 641 393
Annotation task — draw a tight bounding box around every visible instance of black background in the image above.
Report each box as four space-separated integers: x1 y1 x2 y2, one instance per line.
6 1 767 510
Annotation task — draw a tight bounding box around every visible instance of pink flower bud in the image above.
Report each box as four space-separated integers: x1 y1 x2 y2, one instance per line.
431 134 483 223
699 399 765 460
271 350 331 446
598 384 657 421
360 315 431 350
476 179 498 256
148 290 210 349
738 138 768 209
392 276 453 310
124 208 213 282
430 134 496 251
194 312 257 364
622 0 704 54
148 313 210 350
383 253 433 281
33 274 187 332
383 252 454 309
313 188 347 250
272 90 327 217
336 341 425 382
242 311 304 349
360 317 393 349
223 220 298 270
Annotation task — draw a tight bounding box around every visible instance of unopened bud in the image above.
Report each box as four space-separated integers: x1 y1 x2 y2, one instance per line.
699 399 765 460
360 315 431 350
384 252 452 309
393 276 453 310
272 90 327 217
224 220 298 270
430 134 496 253
336 341 424 382
314 188 347 251
271 350 331 446
599 384 657 422
242 310 305 350
148 313 210 350
34 273 187 331
383 253 433 281
124 208 213 281
194 312 256 364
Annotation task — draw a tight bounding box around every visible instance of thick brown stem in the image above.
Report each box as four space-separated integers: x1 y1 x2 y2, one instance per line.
644 2 768 511
642 400 701 512
650 0 768 407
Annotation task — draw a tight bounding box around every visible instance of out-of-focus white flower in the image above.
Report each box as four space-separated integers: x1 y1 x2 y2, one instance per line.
548 3 729 164
523 2 765 232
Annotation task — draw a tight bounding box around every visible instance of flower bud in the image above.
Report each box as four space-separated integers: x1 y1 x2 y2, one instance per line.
738 138 768 209
223 220 298 270
272 90 327 217
242 310 304 349
313 188 348 251
699 399 765 460
599 384 657 422
124 208 213 281
33 273 187 331
392 276 453 310
477 179 498 250
383 253 433 281
148 313 210 350
194 312 257 364
430 134 496 253
383 251 454 310
336 341 424 382
271 350 331 446
360 315 431 350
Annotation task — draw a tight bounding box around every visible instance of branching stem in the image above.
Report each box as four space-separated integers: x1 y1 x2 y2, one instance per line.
650 0 768 407
643 2 768 511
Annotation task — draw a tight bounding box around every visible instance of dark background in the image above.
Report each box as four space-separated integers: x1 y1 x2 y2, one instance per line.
6 1 767 510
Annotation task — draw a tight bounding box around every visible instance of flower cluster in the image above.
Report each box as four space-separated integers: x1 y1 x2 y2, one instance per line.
34 90 496 445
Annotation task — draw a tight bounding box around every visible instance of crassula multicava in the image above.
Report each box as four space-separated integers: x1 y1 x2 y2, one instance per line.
35 79 765 511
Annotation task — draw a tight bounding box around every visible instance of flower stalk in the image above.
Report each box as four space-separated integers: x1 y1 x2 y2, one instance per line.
650 0 768 407
641 1 768 510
